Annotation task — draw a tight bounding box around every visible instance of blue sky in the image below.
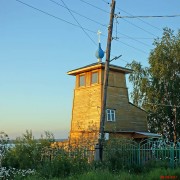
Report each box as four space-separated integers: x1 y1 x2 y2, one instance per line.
0 0 179 139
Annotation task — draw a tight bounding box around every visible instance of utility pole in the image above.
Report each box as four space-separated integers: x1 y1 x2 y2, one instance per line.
98 0 116 161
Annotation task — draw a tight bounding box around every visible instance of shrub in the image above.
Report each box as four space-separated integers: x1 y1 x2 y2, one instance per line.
103 138 138 171
38 146 92 178
0 131 10 168
2 130 54 169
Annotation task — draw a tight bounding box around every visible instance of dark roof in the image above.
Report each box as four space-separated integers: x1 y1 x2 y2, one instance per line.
128 102 147 113
67 62 132 75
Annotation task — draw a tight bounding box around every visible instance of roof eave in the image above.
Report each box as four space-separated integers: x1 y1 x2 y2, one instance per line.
67 64 103 76
105 130 161 138
67 63 132 76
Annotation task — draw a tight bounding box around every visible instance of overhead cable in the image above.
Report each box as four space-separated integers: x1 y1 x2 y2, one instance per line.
79 0 155 46
119 14 180 19
122 18 158 37
14 0 149 54
48 0 107 27
79 0 109 14
114 39 148 54
116 9 162 31
60 0 97 45
15 0 98 45
116 30 152 48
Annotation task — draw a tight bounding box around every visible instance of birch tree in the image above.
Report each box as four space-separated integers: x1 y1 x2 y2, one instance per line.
127 28 180 142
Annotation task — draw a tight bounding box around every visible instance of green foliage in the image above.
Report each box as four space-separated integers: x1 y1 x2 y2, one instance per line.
126 28 180 141
22 168 180 180
0 131 9 145
2 130 54 169
127 60 150 107
37 146 91 178
2 131 180 179
103 138 138 171
2 131 92 179
0 131 9 167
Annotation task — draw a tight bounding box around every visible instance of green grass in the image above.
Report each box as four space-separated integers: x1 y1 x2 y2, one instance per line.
21 167 180 180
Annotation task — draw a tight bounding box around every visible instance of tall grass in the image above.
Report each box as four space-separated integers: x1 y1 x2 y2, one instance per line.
20 168 180 180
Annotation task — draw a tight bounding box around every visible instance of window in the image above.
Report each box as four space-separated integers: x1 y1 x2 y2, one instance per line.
106 109 116 121
91 72 98 84
79 75 85 87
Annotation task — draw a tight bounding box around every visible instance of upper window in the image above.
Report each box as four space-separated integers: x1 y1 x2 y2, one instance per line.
91 72 98 84
79 75 85 87
106 109 116 122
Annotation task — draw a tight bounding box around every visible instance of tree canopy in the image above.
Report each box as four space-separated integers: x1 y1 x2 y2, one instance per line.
127 28 180 142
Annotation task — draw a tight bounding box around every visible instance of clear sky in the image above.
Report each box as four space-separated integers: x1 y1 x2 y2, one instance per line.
0 0 179 139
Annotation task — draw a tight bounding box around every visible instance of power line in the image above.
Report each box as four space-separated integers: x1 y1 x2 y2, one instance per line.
116 9 162 31
118 37 154 40
101 0 110 4
15 0 80 28
114 38 148 54
100 31 149 54
101 32 149 55
80 0 178 39
79 0 158 44
119 14 180 19
121 18 158 37
59 0 97 45
79 0 109 14
101 0 162 32
115 29 152 48
14 0 149 55
79 0 155 46
49 0 154 41
14 0 99 45
48 0 107 27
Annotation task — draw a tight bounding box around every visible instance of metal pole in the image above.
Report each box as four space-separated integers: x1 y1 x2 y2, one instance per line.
98 0 116 161
173 106 177 143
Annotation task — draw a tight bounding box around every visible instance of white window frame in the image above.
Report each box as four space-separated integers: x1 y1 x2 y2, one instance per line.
106 109 116 122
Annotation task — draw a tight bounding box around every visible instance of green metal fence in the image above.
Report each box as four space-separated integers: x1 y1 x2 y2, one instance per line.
104 138 180 168
139 139 180 168
42 139 180 169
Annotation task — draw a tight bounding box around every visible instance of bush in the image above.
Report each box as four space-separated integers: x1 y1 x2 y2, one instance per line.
37 146 92 178
103 138 138 171
2 131 93 179
2 130 54 169
0 131 9 168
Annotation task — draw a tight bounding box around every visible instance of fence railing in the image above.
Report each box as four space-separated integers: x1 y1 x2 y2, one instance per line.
103 138 180 168
42 138 180 168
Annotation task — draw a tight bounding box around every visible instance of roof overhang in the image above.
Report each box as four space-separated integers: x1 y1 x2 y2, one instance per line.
67 62 132 76
105 131 161 139
135 132 161 138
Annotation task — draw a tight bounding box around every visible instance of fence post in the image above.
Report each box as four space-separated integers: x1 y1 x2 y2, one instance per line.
138 143 141 165
94 144 100 161
178 142 180 165
170 143 174 168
